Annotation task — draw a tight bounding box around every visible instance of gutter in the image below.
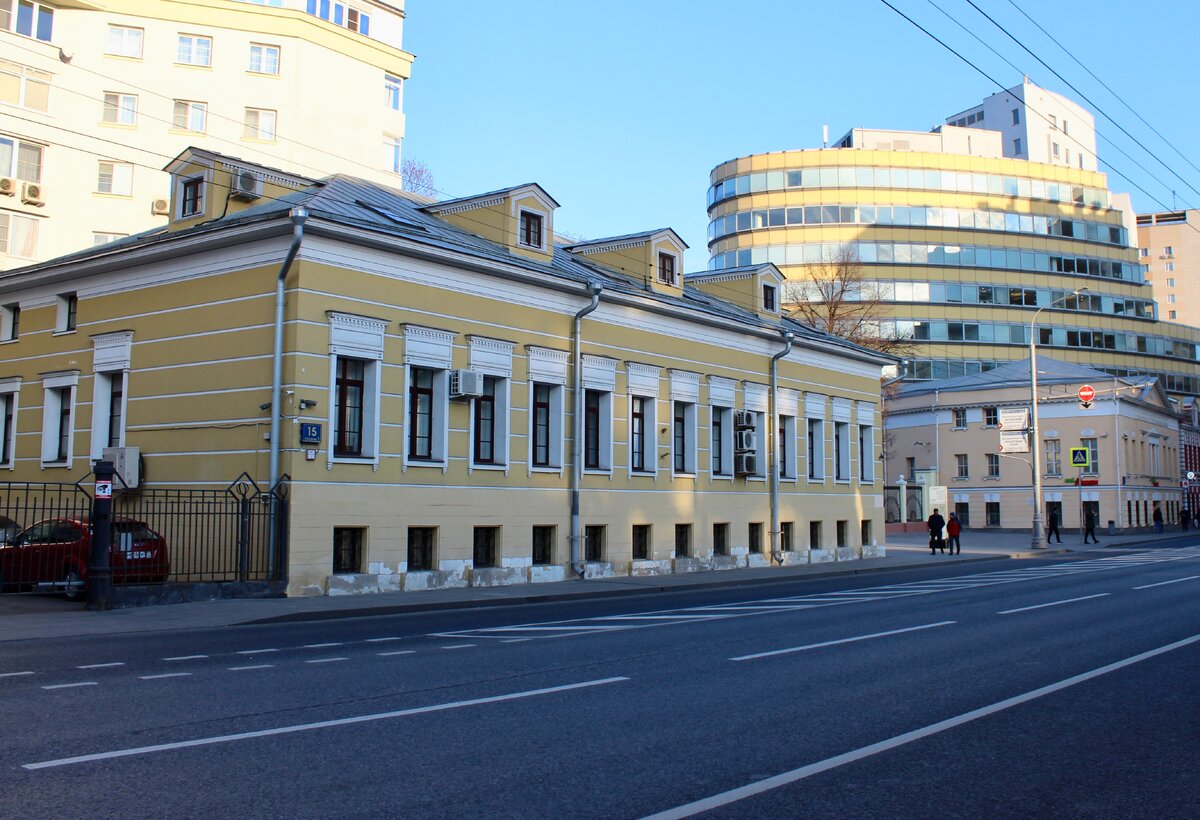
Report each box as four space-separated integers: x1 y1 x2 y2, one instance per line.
769 330 794 564
570 282 603 577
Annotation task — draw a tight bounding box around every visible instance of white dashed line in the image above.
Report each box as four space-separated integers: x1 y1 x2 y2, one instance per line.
732 622 957 662
228 664 274 671
77 662 125 670
42 682 97 690
236 649 279 655
441 644 476 650
1134 575 1200 590
164 655 208 662
998 593 1111 615
304 658 348 664
500 638 531 644
365 637 404 643
0 671 35 678
303 643 343 649
377 650 415 657
140 673 192 681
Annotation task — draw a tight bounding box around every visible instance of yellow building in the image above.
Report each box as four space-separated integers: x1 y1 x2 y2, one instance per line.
0 0 413 269
0 149 891 597
706 127 1200 400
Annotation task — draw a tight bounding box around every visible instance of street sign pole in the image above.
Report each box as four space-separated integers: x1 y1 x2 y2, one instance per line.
87 460 115 611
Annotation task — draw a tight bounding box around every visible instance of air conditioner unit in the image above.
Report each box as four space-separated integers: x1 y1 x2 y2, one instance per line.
231 169 262 201
21 182 44 206
734 429 756 452
102 446 141 489
449 369 484 399
0 177 15 196
734 452 757 476
151 198 170 216
734 409 755 429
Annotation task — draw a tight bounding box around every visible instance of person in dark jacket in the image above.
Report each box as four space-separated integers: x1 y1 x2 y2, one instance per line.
1153 506 1164 533
1181 509 1191 532
927 509 946 554
946 512 962 555
1046 508 1062 544
1084 509 1100 544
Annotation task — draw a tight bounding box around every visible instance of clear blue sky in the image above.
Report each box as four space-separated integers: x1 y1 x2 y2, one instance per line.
403 1 1200 271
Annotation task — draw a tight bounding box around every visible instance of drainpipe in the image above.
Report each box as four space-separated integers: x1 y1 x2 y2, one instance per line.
268 206 308 582
769 330 794 564
570 282 603 577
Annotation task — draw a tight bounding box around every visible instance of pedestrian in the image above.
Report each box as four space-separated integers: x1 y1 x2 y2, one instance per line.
946 511 962 555
1046 508 1062 544
927 508 946 555
1153 506 1164 534
1181 508 1191 533
1084 508 1100 544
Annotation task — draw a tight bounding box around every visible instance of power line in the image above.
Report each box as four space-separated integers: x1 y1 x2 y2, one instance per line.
923 0 1024 80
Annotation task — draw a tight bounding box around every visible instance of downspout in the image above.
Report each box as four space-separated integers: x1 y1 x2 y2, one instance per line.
769 330 794 564
268 206 308 583
1113 374 1122 531
570 282 603 577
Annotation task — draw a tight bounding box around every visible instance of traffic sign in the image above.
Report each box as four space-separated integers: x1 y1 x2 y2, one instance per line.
998 408 1029 431
1078 384 1096 403
1188 471 1197 481
1069 447 1091 469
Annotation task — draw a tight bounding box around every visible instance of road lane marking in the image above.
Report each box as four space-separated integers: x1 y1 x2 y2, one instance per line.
164 655 207 662
0 671 34 678
500 639 530 644
731 622 957 662
24 676 630 770
644 634 1200 820
140 673 192 681
998 593 1111 615
377 650 415 657
440 644 475 650
1134 575 1200 590
304 658 348 664
303 643 343 649
42 682 97 690
236 649 279 655
77 663 124 670
365 637 404 643
227 664 274 671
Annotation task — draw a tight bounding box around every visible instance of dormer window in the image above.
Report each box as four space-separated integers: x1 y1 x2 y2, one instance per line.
519 210 543 250
763 283 777 312
657 252 677 285
180 176 204 217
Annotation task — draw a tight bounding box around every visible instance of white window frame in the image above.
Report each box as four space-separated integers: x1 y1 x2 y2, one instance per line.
40 371 79 467
176 171 208 219
470 374 509 469
750 410 767 478
468 337 515 471
328 312 387 466
102 92 138 125
956 453 969 479
671 400 697 476
383 133 401 174
0 135 44 182
629 393 656 476
0 377 20 468
0 302 18 340
248 42 280 74
92 232 127 247
90 330 132 462
403 325 454 469
105 24 143 58
778 414 797 480
54 292 76 333
529 381 564 471
384 74 402 111
807 418 825 480
986 452 1001 478
518 208 546 251
859 424 874 482
172 100 208 132
243 107 277 140
0 59 50 112
833 421 850 481
0 213 39 258
97 160 133 196
176 34 213 67
710 404 733 478
583 389 613 474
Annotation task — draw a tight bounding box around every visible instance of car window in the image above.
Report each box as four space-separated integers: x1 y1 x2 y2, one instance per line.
51 522 84 542
17 521 57 545
113 522 157 541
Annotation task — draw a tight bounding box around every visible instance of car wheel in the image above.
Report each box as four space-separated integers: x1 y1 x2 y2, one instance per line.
62 567 85 602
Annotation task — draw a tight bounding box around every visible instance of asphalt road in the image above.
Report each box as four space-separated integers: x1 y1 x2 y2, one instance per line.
2 544 1199 818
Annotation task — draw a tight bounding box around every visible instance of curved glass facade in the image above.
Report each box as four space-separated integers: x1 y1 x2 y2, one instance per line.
907 359 1200 396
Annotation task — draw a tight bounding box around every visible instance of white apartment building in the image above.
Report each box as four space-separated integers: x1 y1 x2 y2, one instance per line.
946 78 1097 172
0 0 413 269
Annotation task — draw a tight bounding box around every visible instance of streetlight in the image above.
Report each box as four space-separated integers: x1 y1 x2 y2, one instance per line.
1029 286 1088 550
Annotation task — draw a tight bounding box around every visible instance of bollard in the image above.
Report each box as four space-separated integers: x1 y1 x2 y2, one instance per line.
87 460 115 611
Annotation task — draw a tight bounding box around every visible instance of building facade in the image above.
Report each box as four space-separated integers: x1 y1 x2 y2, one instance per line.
1136 209 1200 325
706 115 1200 401
0 0 413 269
0 149 890 597
885 359 1182 534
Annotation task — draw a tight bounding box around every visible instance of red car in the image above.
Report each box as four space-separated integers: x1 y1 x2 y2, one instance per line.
0 517 170 599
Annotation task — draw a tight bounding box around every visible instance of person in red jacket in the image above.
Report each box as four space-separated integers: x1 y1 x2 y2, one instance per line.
946 511 962 555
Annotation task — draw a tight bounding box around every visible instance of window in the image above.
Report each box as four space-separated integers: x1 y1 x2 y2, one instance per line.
748 522 763 554
1081 437 1099 474
834 421 850 481
906 456 916 481
172 100 207 132
347 6 370 33
1165 264 1175 274
956 453 969 479
1169 310 1177 319
248 43 280 74
1 303 17 340
807 418 824 479
531 382 555 468
953 408 967 428
983 407 998 426
986 502 1000 527
657 252 677 285
711 405 732 476
42 381 74 465
1045 439 1061 474
332 527 363 574
630 395 653 473
384 74 402 110
408 366 437 461
532 525 554 565
858 424 873 481
584 525 604 562
472 376 503 466
0 135 43 182
1164 245 1174 256
56 292 76 332
519 210 543 249
1011 108 1020 125
778 415 796 478
106 25 142 57
0 388 15 467
987 453 1000 478
6 0 53 41
89 369 125 460
383 134 402 174
96 161 133 196
0 213 38 258
473 527 498 568
407 527 434 571
243 108 277 140
1052 142 1060 158
809 520 822 550
674 523 690 558
762 283 776 312
1167 278 1175 287
0 59 50 111
632 524 650 560
92 232 127 246
781 521 793 551
1049 114 1057 130
176 34 212 67
861 519 872 547
705 525 724 557
180 176 204 217
334 357 366 457
583 389 613 471
102 93 138 125
306 1 371 35
672 401 696 474
1012 137 1022 155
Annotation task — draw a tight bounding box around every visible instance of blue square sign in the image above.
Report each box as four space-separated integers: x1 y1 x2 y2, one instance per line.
299 423 322 445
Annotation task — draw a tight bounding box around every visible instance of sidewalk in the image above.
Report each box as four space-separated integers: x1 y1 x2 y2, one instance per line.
1 529 1193 643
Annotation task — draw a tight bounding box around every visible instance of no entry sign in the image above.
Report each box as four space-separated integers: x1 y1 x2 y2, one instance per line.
1078 384 1096 403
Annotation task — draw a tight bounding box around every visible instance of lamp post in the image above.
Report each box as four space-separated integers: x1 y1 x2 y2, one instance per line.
1029 286 1088 550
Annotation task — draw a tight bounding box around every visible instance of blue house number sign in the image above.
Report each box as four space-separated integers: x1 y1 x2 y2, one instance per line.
299 423 322 445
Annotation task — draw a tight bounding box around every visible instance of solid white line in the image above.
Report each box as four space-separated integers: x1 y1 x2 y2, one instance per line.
376 650 415 657
140 673 192 681
236 649 279 655
304 658 348 664
227 664 274 671
500 638 531 644
1134 576 1200 590
998 593 1111 615
602 614 726 621
164 655 207 662
77 663 125 670
644 634 1200 820
42 682 97 690
441 644 476 650
0 671 35 678
365 637 403 643
303 643 343 649
24 676 630 770
731 622 956 662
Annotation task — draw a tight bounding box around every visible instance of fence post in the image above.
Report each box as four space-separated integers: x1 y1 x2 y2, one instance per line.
87 461 115 611
237 495 251 583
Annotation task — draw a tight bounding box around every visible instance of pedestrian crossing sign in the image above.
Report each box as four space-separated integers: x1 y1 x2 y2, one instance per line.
1070 447 1090 469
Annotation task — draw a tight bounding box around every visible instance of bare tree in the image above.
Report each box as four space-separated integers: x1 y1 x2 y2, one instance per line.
401 158 438 198
784 245 912 356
